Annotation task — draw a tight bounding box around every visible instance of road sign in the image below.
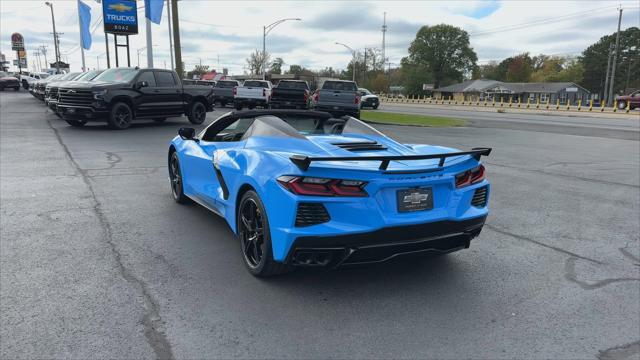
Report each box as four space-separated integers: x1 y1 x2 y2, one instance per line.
102 0 138 35
18 50 26 59
11 33 24 51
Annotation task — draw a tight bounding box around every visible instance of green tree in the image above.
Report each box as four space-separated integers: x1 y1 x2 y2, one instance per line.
505 53 533 82
269 57 284 74
370 73 389 93
582 27 640 96
403 24 477 89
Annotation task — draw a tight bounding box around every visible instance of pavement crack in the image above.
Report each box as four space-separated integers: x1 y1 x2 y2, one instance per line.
598 340 640 360
46 118 174 360
564 257 640 290
485 224 602 264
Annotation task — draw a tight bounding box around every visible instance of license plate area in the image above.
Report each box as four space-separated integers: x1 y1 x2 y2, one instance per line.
397 187 433 212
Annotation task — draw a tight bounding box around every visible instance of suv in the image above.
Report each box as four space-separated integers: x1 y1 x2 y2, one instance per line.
57 68 214 129
311 80 360 118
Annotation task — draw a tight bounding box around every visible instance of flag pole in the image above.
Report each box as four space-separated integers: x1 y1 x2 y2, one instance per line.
77 0 86 71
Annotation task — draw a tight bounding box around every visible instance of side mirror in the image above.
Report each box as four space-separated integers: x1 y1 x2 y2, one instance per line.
178 127 197 141
137 80 149 89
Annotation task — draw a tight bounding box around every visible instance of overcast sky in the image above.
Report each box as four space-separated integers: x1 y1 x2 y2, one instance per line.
1 0 639 75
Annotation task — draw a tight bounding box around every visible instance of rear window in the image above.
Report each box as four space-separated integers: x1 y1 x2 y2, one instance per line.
322 81 357 91
277 81 308 90
243 80 269 88
216 81 237 88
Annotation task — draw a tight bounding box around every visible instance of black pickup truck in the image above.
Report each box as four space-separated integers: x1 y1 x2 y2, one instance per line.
270 80 309 109
56 68 214 129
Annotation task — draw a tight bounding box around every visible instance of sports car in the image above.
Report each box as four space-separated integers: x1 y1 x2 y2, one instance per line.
168 110 491 276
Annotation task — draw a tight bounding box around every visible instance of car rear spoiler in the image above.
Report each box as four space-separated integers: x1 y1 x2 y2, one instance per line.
290 147 492 171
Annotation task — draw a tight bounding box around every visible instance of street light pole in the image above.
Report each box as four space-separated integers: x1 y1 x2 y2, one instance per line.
335 42 356 82
262 17 301 79
45 2 60 73
137 47 146 67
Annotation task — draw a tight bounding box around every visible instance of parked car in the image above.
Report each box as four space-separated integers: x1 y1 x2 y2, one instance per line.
20 72 50 90
34 72 80 101
47 70 104 113
270 80 310 109
167 109 492 276
234 79 272 110
57 67 215 129
358 88 379 109
311 80 361 118
212 80 240 107
0 71 20 91
616 90 640 110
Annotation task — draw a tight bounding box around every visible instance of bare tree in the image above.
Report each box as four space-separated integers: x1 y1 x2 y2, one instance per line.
246 50 271 76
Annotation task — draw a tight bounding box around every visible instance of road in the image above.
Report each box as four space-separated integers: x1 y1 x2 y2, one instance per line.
1 91 639 359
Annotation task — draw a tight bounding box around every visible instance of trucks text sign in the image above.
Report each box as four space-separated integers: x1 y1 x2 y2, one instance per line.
102 0 138 35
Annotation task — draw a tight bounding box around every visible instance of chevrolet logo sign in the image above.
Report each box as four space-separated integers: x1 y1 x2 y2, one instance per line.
108 3 133 12
403 192 428 204
67 90 76 94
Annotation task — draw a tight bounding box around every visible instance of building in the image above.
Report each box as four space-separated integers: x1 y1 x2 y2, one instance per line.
434 79 591 104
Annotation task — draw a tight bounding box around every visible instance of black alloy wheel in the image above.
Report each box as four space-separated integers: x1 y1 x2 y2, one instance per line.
169 152 189 204
188 101 206 124
237 191 289 277
109 102 133 130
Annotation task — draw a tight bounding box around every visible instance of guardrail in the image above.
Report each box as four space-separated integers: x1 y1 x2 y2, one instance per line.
379 95 636 114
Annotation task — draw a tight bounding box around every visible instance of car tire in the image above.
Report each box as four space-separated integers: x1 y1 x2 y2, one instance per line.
617 100 627 110
237 190 290 277
188 101 206 125
22 80 28 89
235 103 242 111
65 119 87 127
14 86 20 91
220 101 227 107
373 104 379 110
153 118 166 123
108 102 133 130
168 152 191 204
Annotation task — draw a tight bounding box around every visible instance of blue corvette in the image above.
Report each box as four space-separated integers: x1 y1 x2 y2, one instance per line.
168 110 491 276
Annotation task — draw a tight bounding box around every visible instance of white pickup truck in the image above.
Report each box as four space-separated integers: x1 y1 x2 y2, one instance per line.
234 80 272 110
20 72 50 89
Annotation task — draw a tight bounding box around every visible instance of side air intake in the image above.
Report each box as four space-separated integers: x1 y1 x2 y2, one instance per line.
332 141 387 151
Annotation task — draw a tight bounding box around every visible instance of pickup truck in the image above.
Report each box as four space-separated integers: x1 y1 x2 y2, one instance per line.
56 67 214 130
234 80 272 110
616 90 640 110
358 87 380 109
212 80 240 107
270 80 309 109
311 80 360 118
20 72 50 90
47 70 103 112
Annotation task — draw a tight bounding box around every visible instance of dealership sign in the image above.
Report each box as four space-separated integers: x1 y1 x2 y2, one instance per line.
102 0 138 35
11 33 24 51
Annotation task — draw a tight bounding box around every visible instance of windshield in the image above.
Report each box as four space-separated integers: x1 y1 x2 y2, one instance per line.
243 80 269 88
277 81 308 90
322 81 357 91
93 68 138 83
60 72 81 81
39 73 50 79
359 88 372 95
216 81 237 88
0 71 8 77
74 70 102 81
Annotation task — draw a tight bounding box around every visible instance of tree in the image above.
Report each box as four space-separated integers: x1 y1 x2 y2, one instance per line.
474 61 503 80
246 50 270 76
186 65 209 79
505 53 533 82
269 57 284 74
582 27 639 96
286 64 313 76
370 73 389 93
404 24 477 89
399 57 432 95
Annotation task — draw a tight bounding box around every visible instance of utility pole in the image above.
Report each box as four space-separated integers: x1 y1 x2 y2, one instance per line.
603 44 614 104
363 48 368 85
40 45 48 69
45 2 60 72
381 12 387 70
171 0 183 78
166 0 174 70
607 6 623 106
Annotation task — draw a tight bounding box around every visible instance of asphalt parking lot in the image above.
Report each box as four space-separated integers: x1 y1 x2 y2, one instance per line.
1 90 639 359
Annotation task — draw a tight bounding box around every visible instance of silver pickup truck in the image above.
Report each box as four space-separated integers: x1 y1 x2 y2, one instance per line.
311 80 360 118
213 80 240 107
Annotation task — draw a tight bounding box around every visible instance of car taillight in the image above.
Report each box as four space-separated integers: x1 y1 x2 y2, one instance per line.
232 86 237 96
455 164 485 188
313 92 319 102
262 88 266 97
303 90 308 103
277 176 368 197
355 95 361 104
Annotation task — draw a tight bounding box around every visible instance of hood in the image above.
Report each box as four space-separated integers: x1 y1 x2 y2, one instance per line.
59 81 126 90
361 94 379 100
0 76 19 81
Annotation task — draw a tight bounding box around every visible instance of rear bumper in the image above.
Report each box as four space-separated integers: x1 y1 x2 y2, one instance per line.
271 99 308 109
313 104 360 117
285 216 486 267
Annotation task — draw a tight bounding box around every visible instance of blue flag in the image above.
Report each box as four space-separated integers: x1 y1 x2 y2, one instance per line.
78 0 92 50
145 0 164 24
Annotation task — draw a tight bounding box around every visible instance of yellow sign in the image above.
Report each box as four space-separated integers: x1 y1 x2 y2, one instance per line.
18 50 26 59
